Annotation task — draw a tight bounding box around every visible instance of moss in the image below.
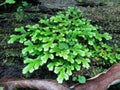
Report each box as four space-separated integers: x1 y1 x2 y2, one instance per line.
76 0 120 5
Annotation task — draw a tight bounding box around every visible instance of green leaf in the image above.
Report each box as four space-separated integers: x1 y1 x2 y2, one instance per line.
81 59 90 69
88 32 96 38
54 66 61 74
47 62 55 71
103 33 112 40
57 34 65 41
55 60 64 66
51 43 57 48
72 76 77 81
23 57 33 64
50 47 61 55
67 55 74 63
34 60 41 70
109 57 116 63
66 67 72 75
31 30 40 42
23 56 43 73
73 63 81 71
85 49 92 57
42 42 52 51
5 0 15 4
0 86 4 90
59 50 70 59
75 58 82 64
24 40 33 46
58 42 69 50
72 44 83 56
22 48 28 55
15 27 26 33
22 46 34 55
41 52 54 64
57 74 64 83
88 39 94 45
79 50 85 56
37 45 43 52
42 37 49 42
19 35 27 43
116 54 120 59
22 1 28 7
57 68 69 83
8 35 20 44
95 34 102 41
22 63 34 74
78 75 86 84
69 41 75 46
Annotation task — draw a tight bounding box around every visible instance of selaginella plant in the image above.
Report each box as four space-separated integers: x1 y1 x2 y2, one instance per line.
8 7 120 83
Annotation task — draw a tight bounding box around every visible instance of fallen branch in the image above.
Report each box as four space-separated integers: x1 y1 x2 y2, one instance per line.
1 64 120 90
0 78 69 90
72 63 120 90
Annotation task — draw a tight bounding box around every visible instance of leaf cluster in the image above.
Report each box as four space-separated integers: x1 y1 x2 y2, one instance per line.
8 7 120 83
72 75 86 84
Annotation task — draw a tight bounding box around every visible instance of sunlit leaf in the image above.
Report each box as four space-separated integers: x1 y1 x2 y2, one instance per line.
8 35 20 44
58 42 69 50
103 33 112 40
5 0 15 4
22 63 34 74
59 50 70 59
47 62 55 71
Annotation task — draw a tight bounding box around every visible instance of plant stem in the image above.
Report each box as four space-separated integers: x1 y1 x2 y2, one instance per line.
0 2 6 6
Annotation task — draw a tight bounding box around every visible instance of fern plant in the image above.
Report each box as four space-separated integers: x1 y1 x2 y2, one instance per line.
8 7 120 83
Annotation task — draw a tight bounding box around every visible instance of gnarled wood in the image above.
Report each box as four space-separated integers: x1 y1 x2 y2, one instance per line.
1 64 120 90
73 63 120 90
0 79 69 90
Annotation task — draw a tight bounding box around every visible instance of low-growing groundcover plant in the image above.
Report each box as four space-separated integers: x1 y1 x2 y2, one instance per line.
8 7 120 83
